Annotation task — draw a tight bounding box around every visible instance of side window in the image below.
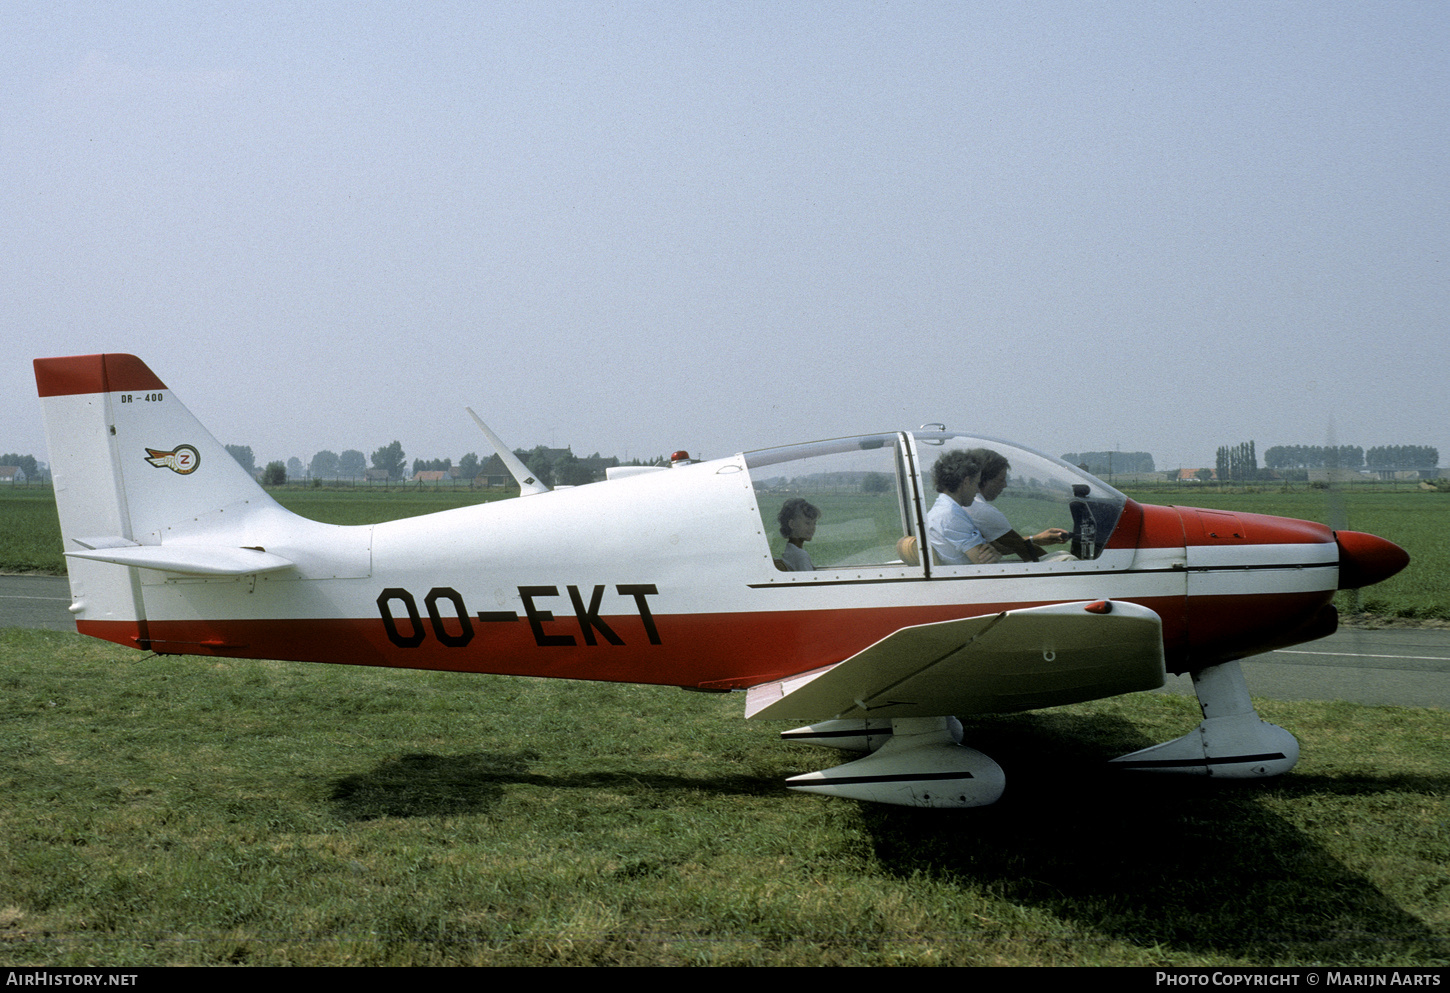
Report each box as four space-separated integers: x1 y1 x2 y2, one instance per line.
911 434 1126 566
745 436 917 572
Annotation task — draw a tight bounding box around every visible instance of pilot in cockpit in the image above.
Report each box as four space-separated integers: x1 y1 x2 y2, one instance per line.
966 447 1072 562
925 451 1003 565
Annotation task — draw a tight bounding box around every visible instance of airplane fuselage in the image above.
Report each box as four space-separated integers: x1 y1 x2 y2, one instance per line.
68 454 1352 690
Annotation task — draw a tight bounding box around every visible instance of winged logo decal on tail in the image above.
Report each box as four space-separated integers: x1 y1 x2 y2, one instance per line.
145 445 200 474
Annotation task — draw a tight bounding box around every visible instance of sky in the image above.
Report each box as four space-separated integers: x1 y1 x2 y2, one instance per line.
3 1 1446 473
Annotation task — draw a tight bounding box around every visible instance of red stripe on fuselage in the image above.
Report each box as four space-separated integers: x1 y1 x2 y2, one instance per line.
34 354 168 397
73 587 1332 689
84 604 1129 687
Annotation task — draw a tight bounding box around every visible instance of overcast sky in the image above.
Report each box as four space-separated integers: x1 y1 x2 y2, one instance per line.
3 1 1445 473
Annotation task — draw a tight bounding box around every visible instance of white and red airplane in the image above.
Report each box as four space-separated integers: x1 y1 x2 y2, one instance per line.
34 353 1409 808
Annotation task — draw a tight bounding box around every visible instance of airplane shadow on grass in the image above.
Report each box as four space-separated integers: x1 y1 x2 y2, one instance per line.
860 711 1450 962
326 713 1447 962
327 750 782 821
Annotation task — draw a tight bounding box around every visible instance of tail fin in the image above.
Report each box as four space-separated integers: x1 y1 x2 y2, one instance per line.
35 354 299 642
35 354 281 548
36 355 373 651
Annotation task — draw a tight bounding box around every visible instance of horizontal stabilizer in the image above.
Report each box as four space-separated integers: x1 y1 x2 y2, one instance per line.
747 600 1165 722
65 542 295 576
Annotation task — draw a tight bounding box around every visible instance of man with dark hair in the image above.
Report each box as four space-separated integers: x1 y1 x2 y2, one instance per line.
965 447 1071 562
925 451 1002 565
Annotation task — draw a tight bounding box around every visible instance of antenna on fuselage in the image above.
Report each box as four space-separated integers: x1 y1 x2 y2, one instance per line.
465 407 551 497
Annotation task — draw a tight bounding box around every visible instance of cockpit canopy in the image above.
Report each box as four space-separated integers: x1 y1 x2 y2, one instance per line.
744 432 1127 574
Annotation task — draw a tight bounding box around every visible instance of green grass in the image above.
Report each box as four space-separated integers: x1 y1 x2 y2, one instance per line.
0 489 67 573
1 627 1445 966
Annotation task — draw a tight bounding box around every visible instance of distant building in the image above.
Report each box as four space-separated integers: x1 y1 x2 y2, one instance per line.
474 455 514 488
0 466 25 484
1369 468 1437 482
412 470 450 483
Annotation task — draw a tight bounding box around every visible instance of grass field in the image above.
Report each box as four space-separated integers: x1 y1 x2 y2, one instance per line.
0 627 1445 966
0 489 68 574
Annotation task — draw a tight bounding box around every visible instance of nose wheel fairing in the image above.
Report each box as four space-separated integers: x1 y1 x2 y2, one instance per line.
1110 660 1299 778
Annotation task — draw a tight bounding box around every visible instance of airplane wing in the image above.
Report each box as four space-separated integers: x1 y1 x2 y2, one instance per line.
745 600 1165 722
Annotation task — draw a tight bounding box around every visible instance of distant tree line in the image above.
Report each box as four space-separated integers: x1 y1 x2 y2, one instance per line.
307 450 368 479
1263 445 1365 470
238 445 409 482
412 457 454 475
231 444 380 481
1366 445 1439 470
511 447 624 488
225 440 642 486
1060 451 1155 474
1216 441 1258 482
1212 441 1443 482
1262 444 1439 473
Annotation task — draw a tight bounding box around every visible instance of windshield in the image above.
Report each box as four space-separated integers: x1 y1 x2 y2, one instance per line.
740 432 1129 576
911 432 1127 563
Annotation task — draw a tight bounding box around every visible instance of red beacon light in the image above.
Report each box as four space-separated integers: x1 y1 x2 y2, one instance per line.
670 450 694 466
